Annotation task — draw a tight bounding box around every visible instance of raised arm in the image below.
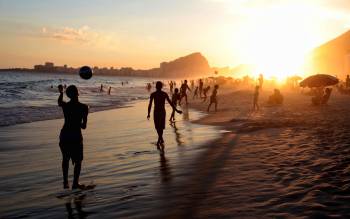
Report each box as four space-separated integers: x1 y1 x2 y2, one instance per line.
58 85 65 107
147 93 154 119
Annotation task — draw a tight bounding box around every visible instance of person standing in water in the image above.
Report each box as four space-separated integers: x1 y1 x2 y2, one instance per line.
58 84 88 189
179 80 191 105
253 85 260 111
207 85 219 112
147 81 182 151
169 88 181 122
108 86 112 95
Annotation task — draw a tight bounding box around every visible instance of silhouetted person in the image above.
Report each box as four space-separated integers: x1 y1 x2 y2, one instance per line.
179 80 191 105
321 88 332 105
146 83 152 92
268 89 284 105
207 85 219 112
193 86 199 99
108 86 112 95
169 81 174 94
170 88 181 122
147 81 182 151
58 84 88 189
346 75 350 88
100 84 103 92
199 79 204 97
202 86 211 102
253 85 260 111
258 74 264 90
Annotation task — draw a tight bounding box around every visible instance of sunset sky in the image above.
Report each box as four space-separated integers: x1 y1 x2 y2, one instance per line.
1 0 350 72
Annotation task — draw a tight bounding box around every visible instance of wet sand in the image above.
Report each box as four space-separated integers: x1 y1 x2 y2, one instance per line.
152 89 350 218
0 101 221 218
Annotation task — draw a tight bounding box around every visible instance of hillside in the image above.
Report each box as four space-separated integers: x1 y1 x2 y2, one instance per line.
159 52 211 78
310 30 350 77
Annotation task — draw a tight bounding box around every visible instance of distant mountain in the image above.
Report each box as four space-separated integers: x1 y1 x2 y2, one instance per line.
310 30 350 77
159 52 211 78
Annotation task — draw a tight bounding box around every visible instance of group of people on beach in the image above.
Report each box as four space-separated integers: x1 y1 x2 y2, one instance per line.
56 78 220 189
55 72 343 189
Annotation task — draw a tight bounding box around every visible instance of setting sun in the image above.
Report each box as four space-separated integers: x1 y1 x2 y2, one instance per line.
232 2 325 81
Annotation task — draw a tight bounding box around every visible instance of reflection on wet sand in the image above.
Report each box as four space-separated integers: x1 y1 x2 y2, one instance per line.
170 122 184 147
181 105 190 121
159 153 172 184
64 195 92 219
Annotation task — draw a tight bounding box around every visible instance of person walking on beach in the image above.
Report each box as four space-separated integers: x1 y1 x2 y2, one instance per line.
190 80 195 91
179 80 191 105
147 81 182 151
108 86 112 95
58 84 88 189
253 85 260 111
258 74 264 90
193 86 199 99
100 84 103 92
169 81 174 94
199 79 204 98
207 85 219 112
169 88 181 122
202 86 211 102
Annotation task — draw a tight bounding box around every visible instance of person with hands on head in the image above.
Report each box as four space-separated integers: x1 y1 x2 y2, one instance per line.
147 81 182 152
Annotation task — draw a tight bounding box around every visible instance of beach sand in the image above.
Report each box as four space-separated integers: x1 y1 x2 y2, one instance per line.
152 88 350 218
1 88 350 218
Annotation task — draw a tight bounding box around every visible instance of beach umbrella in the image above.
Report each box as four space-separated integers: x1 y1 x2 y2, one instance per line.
299 74 339 88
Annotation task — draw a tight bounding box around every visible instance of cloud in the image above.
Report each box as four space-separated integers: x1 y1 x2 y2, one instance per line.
41 25 94 42
40 25 119 51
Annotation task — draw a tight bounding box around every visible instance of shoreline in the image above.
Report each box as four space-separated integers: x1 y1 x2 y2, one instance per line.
0 100 223 218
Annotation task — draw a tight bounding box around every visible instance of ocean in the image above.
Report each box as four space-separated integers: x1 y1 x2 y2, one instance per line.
0 71 152 126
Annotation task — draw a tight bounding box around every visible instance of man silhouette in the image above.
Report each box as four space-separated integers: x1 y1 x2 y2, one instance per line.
58 84 88 189
147 81 182 151
179 80 191 105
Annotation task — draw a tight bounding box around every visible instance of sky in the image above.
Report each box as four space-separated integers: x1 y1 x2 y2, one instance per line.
0 0 350 71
